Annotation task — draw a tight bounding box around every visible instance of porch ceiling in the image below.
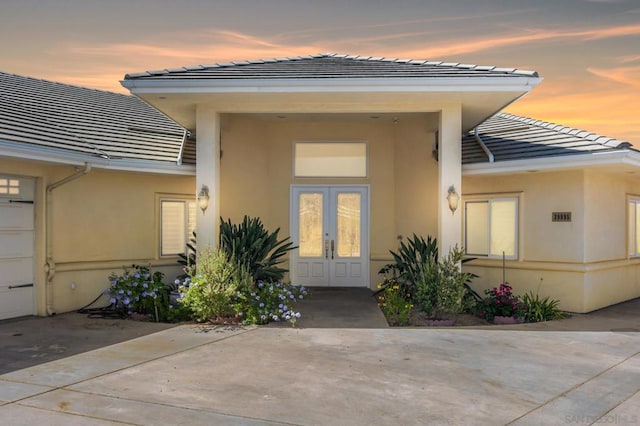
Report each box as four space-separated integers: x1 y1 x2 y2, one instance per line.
131 90 531 133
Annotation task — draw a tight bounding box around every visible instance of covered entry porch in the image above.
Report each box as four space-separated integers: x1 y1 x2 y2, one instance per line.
196 110 461 290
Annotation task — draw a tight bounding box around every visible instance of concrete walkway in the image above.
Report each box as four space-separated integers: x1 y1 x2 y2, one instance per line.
0 294 638 425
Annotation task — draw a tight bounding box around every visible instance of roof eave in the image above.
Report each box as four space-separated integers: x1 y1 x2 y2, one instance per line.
121 76 542 95
463 149 640 176
0 140 195 176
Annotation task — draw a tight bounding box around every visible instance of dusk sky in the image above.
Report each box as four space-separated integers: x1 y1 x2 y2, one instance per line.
1 0 639 144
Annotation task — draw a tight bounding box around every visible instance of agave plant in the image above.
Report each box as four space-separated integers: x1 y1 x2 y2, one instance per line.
176 232 197 281
377 234 480 308
378 234 439 298
219 216 297 282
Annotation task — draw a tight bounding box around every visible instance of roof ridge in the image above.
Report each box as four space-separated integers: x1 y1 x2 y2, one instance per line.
495 112 631 149
124 52 539 79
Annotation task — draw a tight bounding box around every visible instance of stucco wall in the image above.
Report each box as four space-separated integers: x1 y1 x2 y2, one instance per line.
463 169 640 312
219 114 438 288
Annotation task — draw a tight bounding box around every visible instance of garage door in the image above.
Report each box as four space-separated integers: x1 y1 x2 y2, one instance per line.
0 175 35 320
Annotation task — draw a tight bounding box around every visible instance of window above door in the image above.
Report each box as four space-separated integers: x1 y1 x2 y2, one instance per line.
294 142 367 178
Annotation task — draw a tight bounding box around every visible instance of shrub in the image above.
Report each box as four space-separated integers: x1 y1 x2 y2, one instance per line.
412 246 474 319
237 280 308 325
177 231 197 279
376 278 412 326
179 248 252 322
478 283 526 321
521 291 567 322
105 265 168 321
378 234 438 299
219 216 296 282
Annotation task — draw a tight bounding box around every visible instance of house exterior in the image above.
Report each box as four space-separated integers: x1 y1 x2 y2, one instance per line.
122 53 640 314
1 53 638 320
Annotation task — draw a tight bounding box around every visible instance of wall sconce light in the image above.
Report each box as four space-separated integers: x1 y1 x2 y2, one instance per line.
197 185 210 215
447 185 460 214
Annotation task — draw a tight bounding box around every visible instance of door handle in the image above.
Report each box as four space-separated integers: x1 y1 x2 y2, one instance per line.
331 239 335 259
324 239 329 259
8 283 34 289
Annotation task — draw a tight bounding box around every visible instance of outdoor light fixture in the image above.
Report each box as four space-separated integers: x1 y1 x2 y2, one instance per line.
447 185 460 214
197 185 210 215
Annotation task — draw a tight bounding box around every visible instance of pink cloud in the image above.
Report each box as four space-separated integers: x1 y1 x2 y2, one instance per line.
587 66 640 88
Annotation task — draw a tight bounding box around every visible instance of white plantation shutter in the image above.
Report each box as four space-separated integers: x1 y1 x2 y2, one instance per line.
161 201 186 256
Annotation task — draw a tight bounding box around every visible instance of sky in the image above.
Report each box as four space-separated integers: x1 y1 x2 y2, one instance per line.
1 0 639 144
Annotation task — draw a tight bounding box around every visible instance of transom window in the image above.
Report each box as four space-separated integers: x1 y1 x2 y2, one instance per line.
160 199 196 256
0 178 20 195
464 198 518 259
294 142 367 178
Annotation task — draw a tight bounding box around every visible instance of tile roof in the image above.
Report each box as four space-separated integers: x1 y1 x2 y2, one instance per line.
124 53 539 80
0 71 195 166
462 113 633 164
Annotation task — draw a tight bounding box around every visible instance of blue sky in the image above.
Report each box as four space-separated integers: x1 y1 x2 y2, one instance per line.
1 0 638 142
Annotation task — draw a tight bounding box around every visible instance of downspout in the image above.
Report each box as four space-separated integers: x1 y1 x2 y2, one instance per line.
44 162 92 315
176 129 188 166
474 128 494 163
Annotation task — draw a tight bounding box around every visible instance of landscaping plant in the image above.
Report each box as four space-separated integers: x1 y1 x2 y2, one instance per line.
521 291 567 322
107 265 181 322
178 248 253 322
237 280 308 325
219 216 296 282
177 231 197 279
478 283 526 321
378 234 438 299
376 278 413 326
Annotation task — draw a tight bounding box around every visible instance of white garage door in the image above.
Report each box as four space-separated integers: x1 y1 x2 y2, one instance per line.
0 175 35 320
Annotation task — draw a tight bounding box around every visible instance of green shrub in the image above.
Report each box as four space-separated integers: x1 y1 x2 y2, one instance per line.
378 234 438 299
179 248 252 322
108 265 166 320
177 231 197 279
376 278 412 326
521 291 567 322
413 246 473 319
108 264 190 322
219 216 296 282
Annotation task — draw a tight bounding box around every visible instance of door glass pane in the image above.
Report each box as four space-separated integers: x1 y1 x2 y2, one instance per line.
490 200 517 257
465 201 489 255
336 193 361 257
299 193 323 257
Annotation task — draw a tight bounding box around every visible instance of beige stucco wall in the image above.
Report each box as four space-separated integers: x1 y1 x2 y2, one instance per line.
219 114 439 288
0 157 195 316
463 168 640 313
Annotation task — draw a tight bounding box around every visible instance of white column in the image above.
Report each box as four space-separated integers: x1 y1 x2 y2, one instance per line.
196 106 220 253
438 104 462 258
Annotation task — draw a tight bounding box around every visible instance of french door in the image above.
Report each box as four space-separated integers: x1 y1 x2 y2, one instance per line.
290 185 369 287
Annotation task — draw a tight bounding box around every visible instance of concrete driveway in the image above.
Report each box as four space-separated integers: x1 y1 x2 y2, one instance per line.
0 296 639 425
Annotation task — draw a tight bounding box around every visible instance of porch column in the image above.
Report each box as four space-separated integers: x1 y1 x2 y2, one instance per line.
438 104 462 257
196 105 221 253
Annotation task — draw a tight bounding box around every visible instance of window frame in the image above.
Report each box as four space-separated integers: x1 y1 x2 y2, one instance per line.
158 196 196 258
463 196 519 260
293 141 368 178
628 196 640 258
